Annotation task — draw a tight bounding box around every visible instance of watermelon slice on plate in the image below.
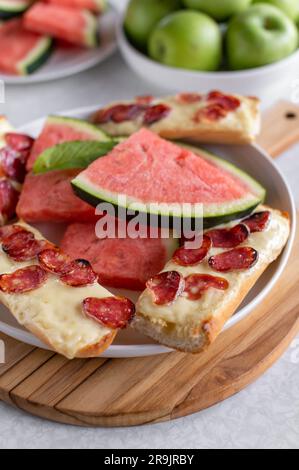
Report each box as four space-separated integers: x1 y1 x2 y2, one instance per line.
27 115 109 170
0 19 52 76
46 0 106 13
24 3 99 48
72 129 266 228
61 222 179 290
0 0 33 19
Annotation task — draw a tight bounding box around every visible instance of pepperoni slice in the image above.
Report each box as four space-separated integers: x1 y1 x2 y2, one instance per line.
4 133 34 151
83 296 135 330
172 235 211 266
38 248 71 274
193 104 227 122
242 211 271 233
176 93 202 104
206 224 249 248
207 90 241 111
0 146 29 183
184 274 229 301
0 224 24 241
146 271 184 306
0 180 20 220
2 229 41 262
209 247 258 272
0 265 48 294
93 104 145 124
143 104 171 125
60 259 98 287
135 95 154 105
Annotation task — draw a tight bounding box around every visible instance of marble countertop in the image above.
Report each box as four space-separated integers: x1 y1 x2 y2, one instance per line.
0 17 299 448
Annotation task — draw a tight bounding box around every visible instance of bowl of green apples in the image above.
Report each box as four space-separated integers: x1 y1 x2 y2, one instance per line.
117 0 299 100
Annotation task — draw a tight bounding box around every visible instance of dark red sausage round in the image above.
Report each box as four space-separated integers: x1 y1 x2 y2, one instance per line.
206 224 249 248
2 230 41 262
94 104 145 124
143 104 171 125
176 93 202 104
173 235 211 266
83 296 136 330
146 271 184 306
0 265 48 293
242 211 271 233
184 274 229 301
38 248 71 274
60 259 98 287
209 247 258 272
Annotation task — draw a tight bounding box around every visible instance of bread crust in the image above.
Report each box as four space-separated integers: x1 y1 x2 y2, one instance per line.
134 208 290 353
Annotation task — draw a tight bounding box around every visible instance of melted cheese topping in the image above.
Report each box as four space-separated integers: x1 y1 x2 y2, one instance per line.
0 223 113 359
98 95 260 141
137 207 290 327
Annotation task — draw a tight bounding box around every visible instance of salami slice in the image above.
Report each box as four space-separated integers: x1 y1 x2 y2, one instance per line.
173 235 211 266
143 104 171 125
209 247 258 272
2 229 41 261
242 211 271 233
176 93 202 104
94 104 145 124
60 259 98 287
38 248 71 274
0 224 23 241
5 133 34 152
206 224 249 248
207 90 241 111
83 296 136 330
0 265 48 293
194 104 227 122
146 271 184 306
184 274 229 301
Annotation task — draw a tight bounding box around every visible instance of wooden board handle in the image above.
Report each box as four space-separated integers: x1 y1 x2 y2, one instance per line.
257 100 299 158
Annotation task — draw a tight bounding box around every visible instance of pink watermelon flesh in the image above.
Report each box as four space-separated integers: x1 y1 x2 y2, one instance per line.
24 3 96 47
0 19 47 75
46 0 105 13
27 120 103 170
78 129 251 205
17 170 96 223
61 221 172 291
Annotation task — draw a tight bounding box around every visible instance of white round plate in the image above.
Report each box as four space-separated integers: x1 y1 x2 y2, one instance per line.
117 17 299 103
0 106 295 358
0 7 117 85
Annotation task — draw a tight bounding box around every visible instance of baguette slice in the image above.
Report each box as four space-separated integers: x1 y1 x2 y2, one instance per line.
92 91 260 144
0 222 120 359
134 206 290 353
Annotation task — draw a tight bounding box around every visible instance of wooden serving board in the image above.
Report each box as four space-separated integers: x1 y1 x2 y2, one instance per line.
0 101 298 427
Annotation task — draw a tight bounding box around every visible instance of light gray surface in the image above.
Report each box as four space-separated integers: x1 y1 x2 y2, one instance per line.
0 40 299 450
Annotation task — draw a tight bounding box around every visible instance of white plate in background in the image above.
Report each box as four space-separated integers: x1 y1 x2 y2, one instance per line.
0 105 295 357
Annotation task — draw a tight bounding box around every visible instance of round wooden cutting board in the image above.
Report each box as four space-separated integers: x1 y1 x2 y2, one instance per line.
0 101 299 427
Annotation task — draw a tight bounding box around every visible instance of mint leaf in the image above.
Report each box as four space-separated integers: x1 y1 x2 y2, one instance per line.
33 140 117 174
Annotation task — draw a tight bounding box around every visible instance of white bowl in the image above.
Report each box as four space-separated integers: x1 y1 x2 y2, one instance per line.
117 18 299 102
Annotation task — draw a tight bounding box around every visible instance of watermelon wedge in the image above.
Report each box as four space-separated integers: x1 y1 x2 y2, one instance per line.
24 3 98 48
16 170 97 223
0 0 33 19
27 115 109 170
61 222 178 290
0 19 52 76
46 0 106 14
72 129 266 228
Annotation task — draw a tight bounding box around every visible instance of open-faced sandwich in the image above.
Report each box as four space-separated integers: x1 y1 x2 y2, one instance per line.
0 91 291 358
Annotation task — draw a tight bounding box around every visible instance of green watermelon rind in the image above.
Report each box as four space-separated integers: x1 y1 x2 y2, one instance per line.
17 36 53 76
0 0 31 19
45 115 111 142
83 10 99 48
71 144 266 228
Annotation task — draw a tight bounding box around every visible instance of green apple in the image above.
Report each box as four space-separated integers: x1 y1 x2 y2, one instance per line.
148 11 222 71
124 0 181 51
253 0 299 22
226 4 299 70
182 0 253 21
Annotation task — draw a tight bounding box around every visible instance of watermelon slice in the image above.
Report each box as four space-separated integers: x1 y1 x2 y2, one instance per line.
24 3 98 48
16 170 97 223
0 19 52 76
0 0 33 19
27 115 109 170
72 129 266 228
46 0 106 14
61 221 178 290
